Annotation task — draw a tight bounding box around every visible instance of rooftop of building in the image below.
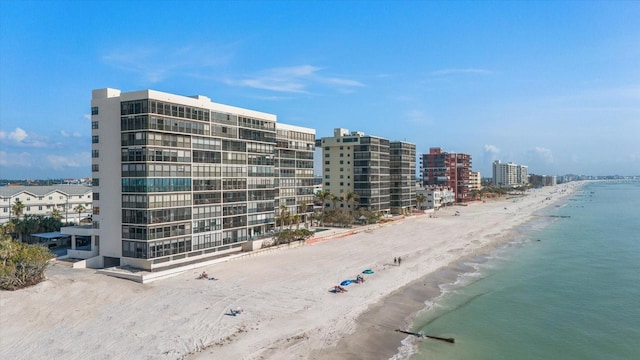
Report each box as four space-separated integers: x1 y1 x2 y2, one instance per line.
0 185 92 198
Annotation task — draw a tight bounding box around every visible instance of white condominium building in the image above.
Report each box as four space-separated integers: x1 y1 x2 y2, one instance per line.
492 160 529 187
91 88 314 270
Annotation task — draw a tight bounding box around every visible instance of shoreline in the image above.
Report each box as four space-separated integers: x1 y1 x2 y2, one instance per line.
310 186 581 360
0 184 581 360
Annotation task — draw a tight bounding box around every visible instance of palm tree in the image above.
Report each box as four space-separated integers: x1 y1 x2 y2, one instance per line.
51 208 63 221
416 193 426 210
278 204 288 230
11 200 25 220
344 191 359 214
73 204 86 224
299 200 309 228
331 194 341 211
316 190 333 214
293 214 301 230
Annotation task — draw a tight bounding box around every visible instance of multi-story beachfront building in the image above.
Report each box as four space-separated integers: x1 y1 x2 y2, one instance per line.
319 128 415 214
492 160 529 187
390 141 416 214
0 185 93 224
89 88 315 270
275 123 316 226
420 147 472 202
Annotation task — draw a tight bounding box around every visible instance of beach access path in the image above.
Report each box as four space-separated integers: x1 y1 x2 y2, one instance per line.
0 184 579 360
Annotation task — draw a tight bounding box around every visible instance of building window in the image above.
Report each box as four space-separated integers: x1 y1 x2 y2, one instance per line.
93 206 100 215
340 153 344 157
325 182 330 186
92 164 99 172
94 235 100 246
340 160 343 164
92 135 99 143
93 178 99 186
26 206 31 211
92 121 99 129
325 175 330 179
93 193 100 200
91 106 99 115
324 161 330 165
38 206 42 210
92 150 99 158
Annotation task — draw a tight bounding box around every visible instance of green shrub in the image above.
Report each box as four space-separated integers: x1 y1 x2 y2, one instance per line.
0 236 54 290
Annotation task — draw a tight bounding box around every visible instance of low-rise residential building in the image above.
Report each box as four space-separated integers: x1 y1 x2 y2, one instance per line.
0 185 93 224
416 186 455 210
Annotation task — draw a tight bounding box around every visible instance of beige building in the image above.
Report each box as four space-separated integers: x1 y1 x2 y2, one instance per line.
469 171 482 191
0 185 92 224
319 128 415 215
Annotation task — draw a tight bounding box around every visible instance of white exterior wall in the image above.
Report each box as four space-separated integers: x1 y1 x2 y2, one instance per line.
92 89 124 261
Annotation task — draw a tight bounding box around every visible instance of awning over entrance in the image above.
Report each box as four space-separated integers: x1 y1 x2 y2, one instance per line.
31 232 71 240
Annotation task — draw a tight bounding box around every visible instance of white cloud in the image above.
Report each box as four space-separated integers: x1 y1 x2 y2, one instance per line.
483 144 500 154
8 128 28 143
406 110 432 125
103 43 235 83
47 152 90 170
60 131 83 138
83 114 91 121
227 65 364 94
0 151 33 167
527 147 554 164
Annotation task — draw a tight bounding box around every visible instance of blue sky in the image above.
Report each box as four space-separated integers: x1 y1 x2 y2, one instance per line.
1 1 638 179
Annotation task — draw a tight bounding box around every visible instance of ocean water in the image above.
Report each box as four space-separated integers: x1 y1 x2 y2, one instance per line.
408 181 640 360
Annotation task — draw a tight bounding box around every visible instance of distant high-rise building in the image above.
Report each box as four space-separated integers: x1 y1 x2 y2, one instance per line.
389 141 416 214
319 128 416 214
89 88 315 270
492 160 529 187
420 148 472 202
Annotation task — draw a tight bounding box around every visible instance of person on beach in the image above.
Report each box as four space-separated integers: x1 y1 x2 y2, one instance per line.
394 257 397 265
398 256 402 265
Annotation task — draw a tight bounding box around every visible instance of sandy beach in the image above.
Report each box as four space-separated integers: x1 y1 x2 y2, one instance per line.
0 184 579 360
